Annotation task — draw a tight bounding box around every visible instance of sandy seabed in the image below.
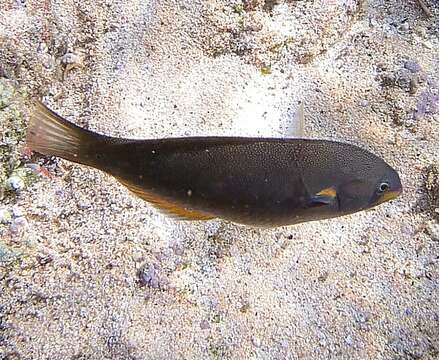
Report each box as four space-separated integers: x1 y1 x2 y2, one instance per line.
1 0 438 359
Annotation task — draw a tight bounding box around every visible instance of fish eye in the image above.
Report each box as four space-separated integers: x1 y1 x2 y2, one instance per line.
378 182 390 193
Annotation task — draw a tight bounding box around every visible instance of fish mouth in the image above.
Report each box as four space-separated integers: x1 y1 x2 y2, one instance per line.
373 189 402 206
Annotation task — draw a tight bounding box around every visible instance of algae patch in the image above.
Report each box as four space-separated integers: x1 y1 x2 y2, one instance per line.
0 241 20 266
0 79 36 199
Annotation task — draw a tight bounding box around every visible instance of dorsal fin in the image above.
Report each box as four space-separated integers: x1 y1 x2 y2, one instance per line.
114 177 215 221
286 102 304 138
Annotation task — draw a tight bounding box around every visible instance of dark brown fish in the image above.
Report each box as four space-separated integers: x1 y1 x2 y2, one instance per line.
26 101 402 227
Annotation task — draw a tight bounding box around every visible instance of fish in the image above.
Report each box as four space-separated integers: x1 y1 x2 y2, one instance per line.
26 100 402 227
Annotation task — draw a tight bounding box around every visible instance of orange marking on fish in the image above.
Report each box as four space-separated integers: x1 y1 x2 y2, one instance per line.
316 187 337 199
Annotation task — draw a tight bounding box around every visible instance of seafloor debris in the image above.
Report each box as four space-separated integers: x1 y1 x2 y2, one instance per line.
426 221 439 241
0 79 30 199
61 51 83 79
137 263 168 290
0 207 12 224
426 164 439 219
416 0 432 17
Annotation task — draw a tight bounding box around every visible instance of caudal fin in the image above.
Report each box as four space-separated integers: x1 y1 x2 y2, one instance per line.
26 100 97 164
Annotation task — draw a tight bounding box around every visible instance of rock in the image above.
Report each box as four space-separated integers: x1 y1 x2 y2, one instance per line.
353 308 371 331
61 51 83 76
4 167 36 193
11 205 24 218
137 263 167 289
200 320 210 330
240 301 250 313
0 242 18 264
0 80 14 109
252 336 261 347
399 22 410 32
77 201 91 210
132 252 145 263
37 42 48 53
425 220 439 241
380 73 396 87
170 241 184 256
0 208 12 224
10 217 28 234
405 308 413 316
5 175 25 192
355 235 369 245
395 69 413 91
415 78 439 119
318 271 329 282
36 253 54 266
61 52 82 66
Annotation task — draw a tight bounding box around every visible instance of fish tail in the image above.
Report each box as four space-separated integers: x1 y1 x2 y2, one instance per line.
26 100 99 165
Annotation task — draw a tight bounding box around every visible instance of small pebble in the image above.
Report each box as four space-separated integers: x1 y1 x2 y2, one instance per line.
353 309 370 326
170 242 184 256
61 51 83 77
405 308 413 316
36 253 53 265
77 201 91 210
404 60 422 73
37 42 48 53
200 320 210 330
409 77 419 95
252 336 261 347
11 205 24 218
318 271 329 282
41 54 55 70
400 224 412 235
105 228 116 235
132 252 145 263
426 221 439 241
0 208 12 224
137 263 163 289
61 52 82 65
359 99 369 107
422 41 433 50
5 175 25 192
399 22 410 32
355 235 369 245
10 217 28 233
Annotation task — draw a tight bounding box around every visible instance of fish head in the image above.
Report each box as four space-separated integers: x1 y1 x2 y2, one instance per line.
298 140 403 221
336 159 402 214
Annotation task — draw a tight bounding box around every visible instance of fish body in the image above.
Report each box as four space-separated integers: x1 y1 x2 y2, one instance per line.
26 101 402 227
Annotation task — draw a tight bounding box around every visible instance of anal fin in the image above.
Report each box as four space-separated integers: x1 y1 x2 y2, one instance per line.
115 177 215 221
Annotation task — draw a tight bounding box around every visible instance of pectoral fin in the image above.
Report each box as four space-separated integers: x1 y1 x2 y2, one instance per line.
309 186 337 207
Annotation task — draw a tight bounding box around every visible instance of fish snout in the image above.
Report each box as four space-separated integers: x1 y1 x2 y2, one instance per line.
375 178 402 206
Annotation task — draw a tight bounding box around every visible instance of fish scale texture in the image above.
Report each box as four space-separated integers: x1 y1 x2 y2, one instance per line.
0 0 438 359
